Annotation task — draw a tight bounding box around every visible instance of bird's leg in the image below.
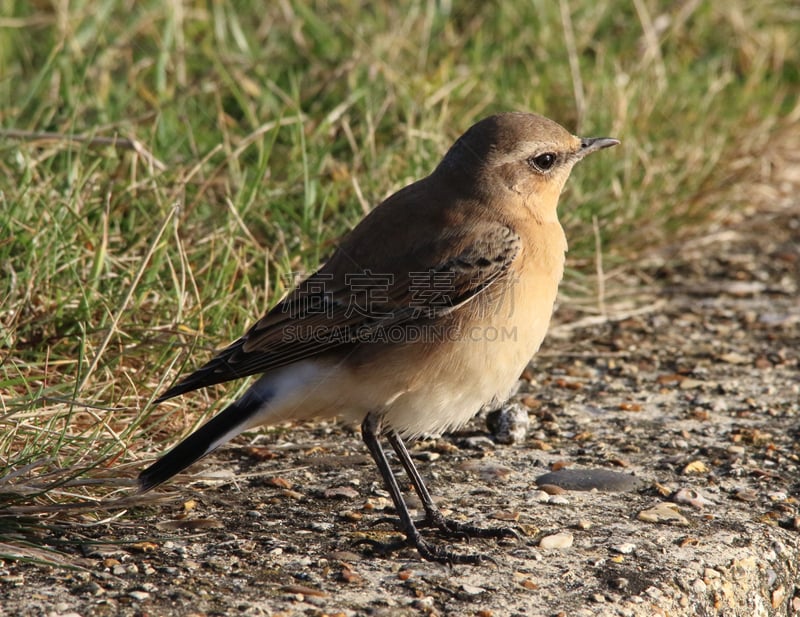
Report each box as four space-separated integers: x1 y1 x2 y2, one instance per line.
386 430 519 541
360 412 485 564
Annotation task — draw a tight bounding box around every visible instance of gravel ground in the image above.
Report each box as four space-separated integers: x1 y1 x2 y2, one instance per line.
2 199 798 616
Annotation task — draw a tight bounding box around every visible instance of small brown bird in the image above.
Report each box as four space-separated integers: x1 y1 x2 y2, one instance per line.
139 112 618 563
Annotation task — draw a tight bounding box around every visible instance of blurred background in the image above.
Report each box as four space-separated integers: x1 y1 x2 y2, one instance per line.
1 0 798 510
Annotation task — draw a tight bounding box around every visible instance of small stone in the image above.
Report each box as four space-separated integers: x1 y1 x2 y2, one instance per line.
682 460 708 474
674 488 715 509
692 578 707 593
281 584 328 598
724 280 765 296
411 451 440 462
772 585 786 608
129 541 158 553
339 565 363 584
324 486 359 499
460 583 487 596
363 496 391 510
528 490 551 503
539 532 574 549
638 502 690 526
538 483 566 495
266 476 293 489
486 403 530 444
458 461 513 482
413 596 435 610
129 590 151 601
536 468 644 492
326 550 361 562
156 518 224 531
718 352 750 364
704 568 720 580
734 487 759 502
460 435 496 450
612 543 636 555
490 510 520 522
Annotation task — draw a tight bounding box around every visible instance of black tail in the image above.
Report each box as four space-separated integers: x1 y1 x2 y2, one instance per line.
139 384 272 491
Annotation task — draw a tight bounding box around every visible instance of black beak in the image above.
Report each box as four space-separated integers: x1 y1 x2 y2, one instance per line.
576 137 620 160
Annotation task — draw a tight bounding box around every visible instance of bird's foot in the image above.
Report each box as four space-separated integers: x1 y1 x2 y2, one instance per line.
368 510 520 544
419 509 521 541
354 531 494 565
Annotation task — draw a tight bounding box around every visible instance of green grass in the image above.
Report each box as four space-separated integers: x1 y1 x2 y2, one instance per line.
1 0 798 541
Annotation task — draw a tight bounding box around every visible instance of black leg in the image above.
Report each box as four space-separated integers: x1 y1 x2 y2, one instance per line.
360 412 485 564
386 430 518 540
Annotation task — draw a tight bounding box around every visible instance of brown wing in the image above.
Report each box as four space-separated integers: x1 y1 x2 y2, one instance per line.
154 223 520 403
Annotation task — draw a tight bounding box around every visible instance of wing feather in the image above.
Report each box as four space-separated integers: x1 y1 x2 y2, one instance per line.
155 224 520 403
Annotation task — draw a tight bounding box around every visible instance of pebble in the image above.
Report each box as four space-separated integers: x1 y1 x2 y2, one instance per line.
460 583 487 596
458 461 513 482
324 486 359 499
129 590 150 601
486 403 530 444
674 488 715 509
327 550 361 562
528 490 551 503
410 451 440 462
460 435 496 450
281 584 328 598
536 468 644 492
719 351 750 364
638 502 690 526
733 487 758 501
683 460 709 474
611 543 636 555
538 483 566 495
679 378 708 390
539 532 574 549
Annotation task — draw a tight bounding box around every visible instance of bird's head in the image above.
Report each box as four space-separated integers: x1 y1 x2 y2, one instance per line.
437 112 619 220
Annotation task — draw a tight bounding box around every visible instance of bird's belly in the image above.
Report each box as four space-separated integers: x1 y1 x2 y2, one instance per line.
378 272 559 437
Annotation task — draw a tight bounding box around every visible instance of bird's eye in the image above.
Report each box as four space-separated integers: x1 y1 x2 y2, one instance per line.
528 152 558 172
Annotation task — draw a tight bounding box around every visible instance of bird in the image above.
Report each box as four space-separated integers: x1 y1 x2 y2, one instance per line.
138 112 619 564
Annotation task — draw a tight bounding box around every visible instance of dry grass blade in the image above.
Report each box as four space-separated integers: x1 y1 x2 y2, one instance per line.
0 129 167 172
